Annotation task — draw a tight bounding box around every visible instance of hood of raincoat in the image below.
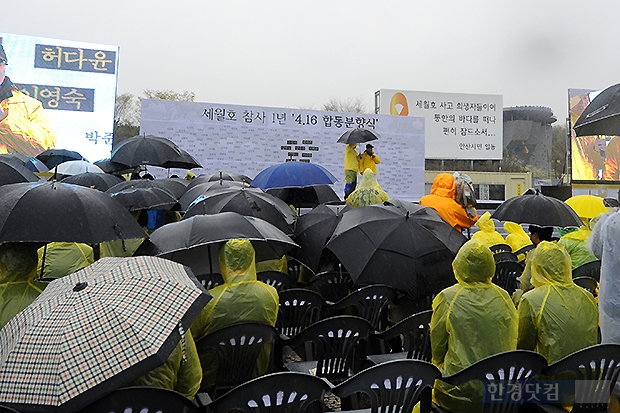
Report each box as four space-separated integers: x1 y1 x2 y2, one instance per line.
530 241 573 287
429 173 456 199
475 211 495 232
452 239 495 285
503 221 532 251
218 239 257 284
0 243 38 283
345 169 389 208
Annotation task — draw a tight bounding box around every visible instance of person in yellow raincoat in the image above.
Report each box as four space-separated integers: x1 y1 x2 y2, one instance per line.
419 173 478 232
556 226 598 271
431 239 518 413
37 242 94 279
127 327 202 400
190 239 279 392
0 243 46 329
503 222 532 260
345 168 389 208
517 241 598 364
344 143 359 199
471 211 505 248
357 143 380 174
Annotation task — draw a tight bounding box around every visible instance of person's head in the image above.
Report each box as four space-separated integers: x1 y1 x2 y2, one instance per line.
365 143 374 154
452 239 495 285
530 241 572 287
0 242 38 282
528 224 554 245
218 239 257 283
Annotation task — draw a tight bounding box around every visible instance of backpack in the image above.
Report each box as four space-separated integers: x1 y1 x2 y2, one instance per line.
453 172 477 218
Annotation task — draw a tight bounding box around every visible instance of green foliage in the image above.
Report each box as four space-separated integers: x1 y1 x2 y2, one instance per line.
143 89 195 102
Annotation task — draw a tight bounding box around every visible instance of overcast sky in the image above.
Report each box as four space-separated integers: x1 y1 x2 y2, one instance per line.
3 0 618 124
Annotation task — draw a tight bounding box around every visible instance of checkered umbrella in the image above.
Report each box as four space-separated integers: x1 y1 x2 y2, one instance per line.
0 256 211 413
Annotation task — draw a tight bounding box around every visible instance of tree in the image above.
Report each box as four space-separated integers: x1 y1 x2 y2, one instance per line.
323 97 369 114
143 89 195 102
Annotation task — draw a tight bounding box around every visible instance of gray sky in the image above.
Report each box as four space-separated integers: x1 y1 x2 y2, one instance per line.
3 0 618 124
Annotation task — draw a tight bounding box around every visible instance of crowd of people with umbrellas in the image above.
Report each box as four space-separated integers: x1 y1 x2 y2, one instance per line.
0 129 619 412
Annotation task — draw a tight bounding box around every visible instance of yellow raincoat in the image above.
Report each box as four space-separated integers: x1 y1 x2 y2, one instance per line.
128 328 202 399
37 242 94 279
0 243 46 329
431 239 518 413
190 239 279 391
471 212 505 247
345 169 389 208
358 149 380 174
517 241 598 364
503 222 532 259
557 227 598 270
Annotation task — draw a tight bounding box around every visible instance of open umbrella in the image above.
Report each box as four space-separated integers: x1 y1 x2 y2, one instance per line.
0 182 146 244
178 180 247 211
573 83 620 137
0 256 211 413
145 212 298 275
107 178 188 199
491 189 583 227
109 187 179 212
0 153 49 173
111 135 201 169
325 204 467 299
190 171 253 187
290 203 352 274
266 185 341 209
0 157 40 186
52 160 104 177
184 186 297 235
250 162 337 191
36 149 85 169
60 172 124 191
94 158 137 174
336 128 380 144
565 194 610 220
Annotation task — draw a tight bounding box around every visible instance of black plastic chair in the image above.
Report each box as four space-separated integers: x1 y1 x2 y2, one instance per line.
366 310 433 365
514 244 535 265
194 322 281 398
206 372 331 413
493 251 519 264
327 285 398 330
76 386 198 413
195 273 224 290
304 270 354 303
434 350 547 413
333 359 442 413
573 276 598 297
277 288 326 337
572 260 601 282
284 315 374 384
535 344 620 413
490 243 513 254
493 261 523 295
257 270 295 292
0 406 22 413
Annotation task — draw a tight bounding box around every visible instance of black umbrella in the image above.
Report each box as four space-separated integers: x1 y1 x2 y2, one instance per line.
107 178 188 199
94 158 137 174
60 172 124 191
0 182 146 244
36 149 85 169
325 204 466 299
0 157 40 186
190 171 253 187
184 186 297 235
110 135 202 169
267 185 341 209
573 83 620 137
109 187 179 212
0 153 49 173
179 180 248 211
290 204 352 274
491 189 583 227
337 128 380 144
145 212 298 275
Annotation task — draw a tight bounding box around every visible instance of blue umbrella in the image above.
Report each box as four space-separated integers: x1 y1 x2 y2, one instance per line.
250 162 337 190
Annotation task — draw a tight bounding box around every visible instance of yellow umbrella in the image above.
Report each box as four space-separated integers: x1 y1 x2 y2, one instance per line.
565 195 610 220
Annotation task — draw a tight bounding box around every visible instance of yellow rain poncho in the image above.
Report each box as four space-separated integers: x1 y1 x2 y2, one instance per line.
190 239 279 391
557 227 598 270
37 242 94 279
256 255 288 274
471 212 505 248
503 221 532 258
517 241 598 364
431 239 518 413
345 169 389 208
0 243 46 329
128 328 201 399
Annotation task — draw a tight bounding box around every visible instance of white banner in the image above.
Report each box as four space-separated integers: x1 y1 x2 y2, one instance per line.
375 89 503 160
141 100 426 201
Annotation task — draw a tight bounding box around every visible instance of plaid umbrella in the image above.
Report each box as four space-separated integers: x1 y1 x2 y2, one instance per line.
0 256 211 413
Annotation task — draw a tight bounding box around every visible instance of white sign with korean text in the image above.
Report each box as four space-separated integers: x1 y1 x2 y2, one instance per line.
376 89 503 160
140 99 426 201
